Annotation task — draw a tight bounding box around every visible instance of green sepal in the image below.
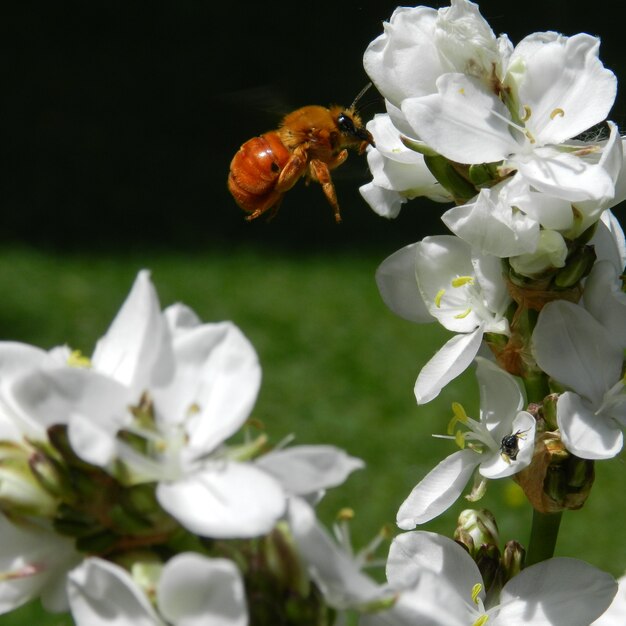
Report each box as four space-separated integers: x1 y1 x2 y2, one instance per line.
424 155 478 201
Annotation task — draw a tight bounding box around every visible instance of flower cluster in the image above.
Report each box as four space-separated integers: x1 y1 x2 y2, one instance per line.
356 0 625 623
0 1 624 625
0 271 366 624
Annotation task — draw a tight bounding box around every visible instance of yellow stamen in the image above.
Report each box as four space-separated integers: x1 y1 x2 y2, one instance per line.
459 88 465 95
471 583 483 604
337 507 355 521
455 430 466 449
473 616 489 626
525 130 536 144
434 289 446 307
67 350 91 368
550 107 565 119
520 105 532 122
454 307 472 319
451 276 474 288
452 402 468 423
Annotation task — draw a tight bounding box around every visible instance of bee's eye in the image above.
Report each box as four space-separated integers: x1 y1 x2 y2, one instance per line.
337 113 356 134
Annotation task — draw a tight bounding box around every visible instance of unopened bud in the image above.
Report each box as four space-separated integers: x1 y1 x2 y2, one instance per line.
475 543 501 592
540 394 559 432
264 521 310 597
554 245 596 288
509 230 567 278
468 162 502 187
0 442 59 518
502 540 525 581
455 509 499 557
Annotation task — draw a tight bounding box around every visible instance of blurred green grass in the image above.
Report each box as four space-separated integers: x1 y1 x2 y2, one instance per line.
0 244 623 625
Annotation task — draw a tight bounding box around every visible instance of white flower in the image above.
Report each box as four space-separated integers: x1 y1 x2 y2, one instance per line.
376 235 510 403
402 32 617 204
363 1 510 109
358 114 451 218
532 300 626 459
441 125 625 259
396 358 535 529
7 271 286 539
68 554 247 626
372 531 617 626
0 513 81 615
441 177 540 258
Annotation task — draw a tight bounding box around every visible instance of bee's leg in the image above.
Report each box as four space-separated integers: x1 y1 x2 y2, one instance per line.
327 149 349 170
309 159 341 223
275 145 309 193
245 192 283 221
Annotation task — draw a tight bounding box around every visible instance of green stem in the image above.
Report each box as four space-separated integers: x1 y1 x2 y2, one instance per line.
525 509 562 567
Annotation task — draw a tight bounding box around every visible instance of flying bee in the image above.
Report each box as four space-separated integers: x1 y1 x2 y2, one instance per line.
227 85 375 223
500 429 529 463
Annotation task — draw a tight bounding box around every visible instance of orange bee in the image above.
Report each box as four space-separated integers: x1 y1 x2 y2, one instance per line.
227 87 374 223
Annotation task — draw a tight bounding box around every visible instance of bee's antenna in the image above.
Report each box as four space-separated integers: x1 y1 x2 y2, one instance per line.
350 82 374 110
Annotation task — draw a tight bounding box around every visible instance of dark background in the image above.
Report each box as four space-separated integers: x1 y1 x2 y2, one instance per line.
3 1 625 254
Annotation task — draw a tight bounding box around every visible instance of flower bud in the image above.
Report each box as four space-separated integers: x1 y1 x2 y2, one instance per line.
502 540 525 581
513 432 595 513
263 521 310 598
455 509 499 557
553 244 596 288
509 230 567 278
0 442 59 518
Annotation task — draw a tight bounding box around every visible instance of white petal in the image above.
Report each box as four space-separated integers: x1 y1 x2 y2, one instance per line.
367 148 444 199
496 557 617 626
396 448 480 528
514 190 574 231
363 6 442 106
91 270 174 393
359 181 405 218
472 252 512 325
375 244 432 323
156 461 285 539
9 368 131 467
475 357 524 432
255 445 364 496
158 554 247 626
403 74 517 164
154 322 261 456
369 570 470 626
516 148 615 203
509 33 616 145
366 114 427 165
557 392 623 460
532 301 622 406
584 261 626 348
0 514 79 615
442 187 539 257
592 572 626 625
386 530 481 597
414 328 483 404
594 211 626 272
287 498 384 609
68 558 164 626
